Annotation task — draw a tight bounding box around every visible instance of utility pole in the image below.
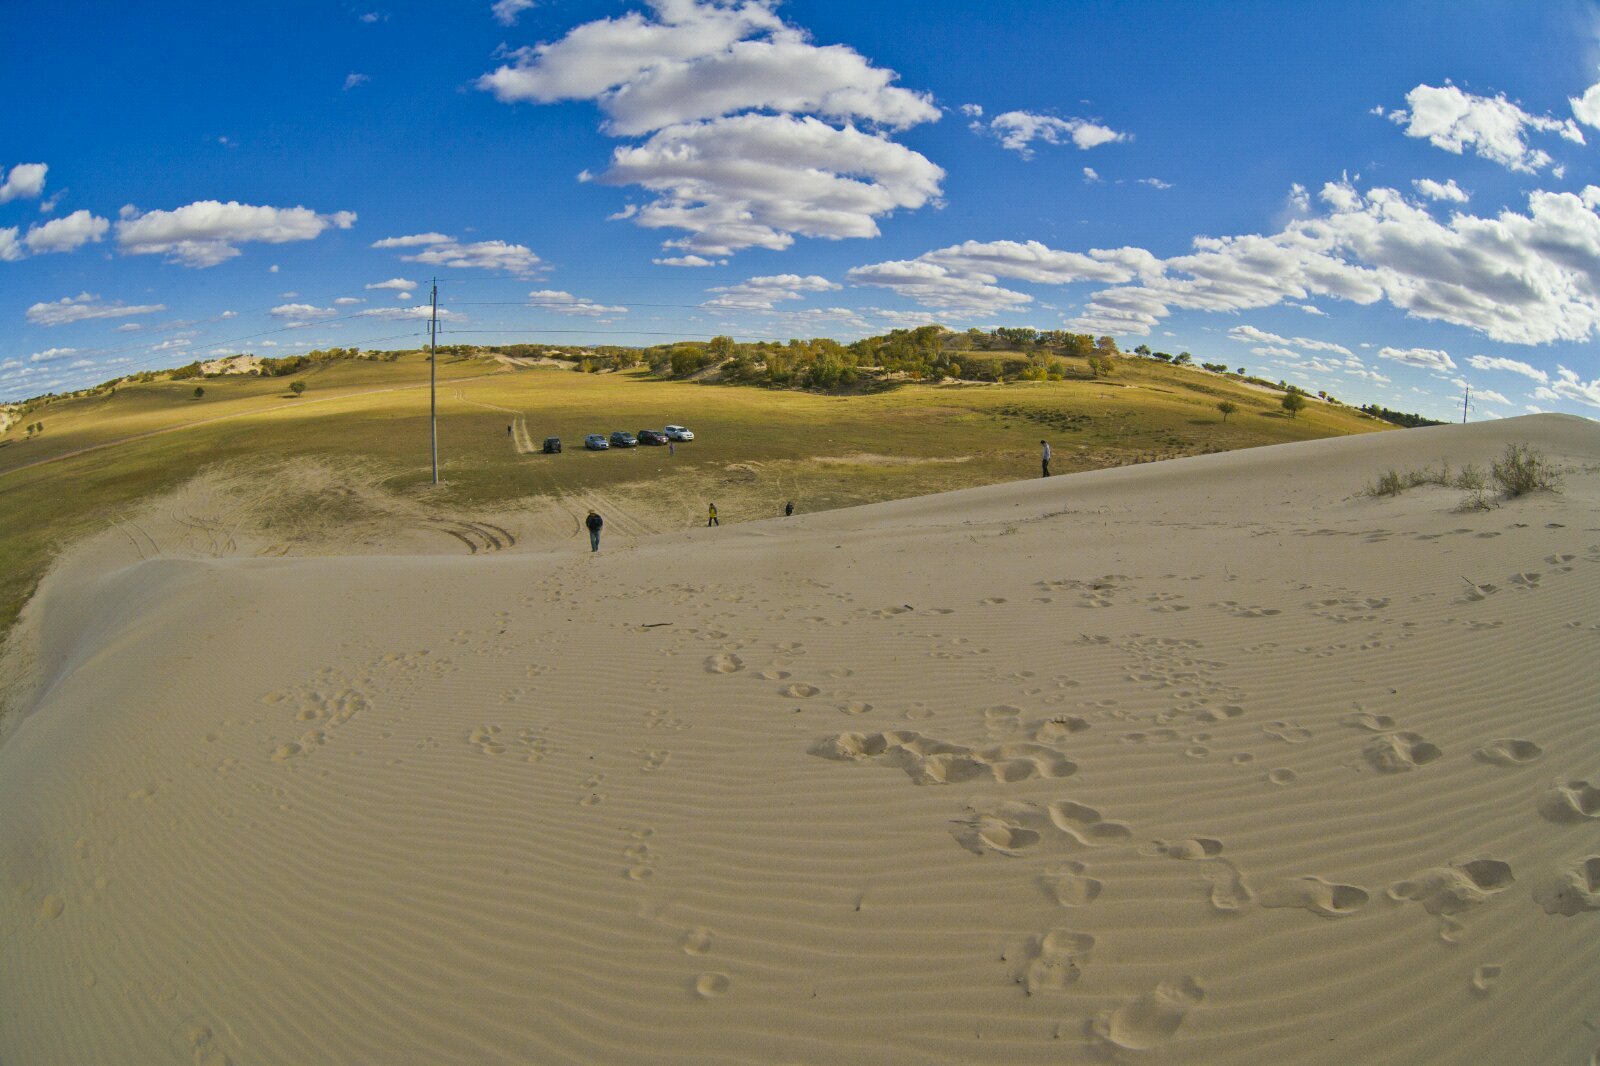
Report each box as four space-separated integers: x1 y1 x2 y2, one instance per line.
1461 384 1472 424
429 278 439 484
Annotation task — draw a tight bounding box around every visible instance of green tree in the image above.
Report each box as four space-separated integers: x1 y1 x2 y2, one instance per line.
289 380 306 396
1216 400 1238 422
1174 351 1192 365
708 335 736 359
1281 390 1306 418
193 386 205 400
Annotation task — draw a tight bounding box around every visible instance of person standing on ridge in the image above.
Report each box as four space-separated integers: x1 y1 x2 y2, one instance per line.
784 500 794 517
507 424 513 438
707 502 719 527
1040 439 1052 478
585 510 603 552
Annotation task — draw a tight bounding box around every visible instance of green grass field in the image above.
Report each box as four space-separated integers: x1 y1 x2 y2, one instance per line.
0 351 1387 640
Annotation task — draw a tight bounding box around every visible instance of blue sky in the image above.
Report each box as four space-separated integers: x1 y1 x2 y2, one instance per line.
4 0 1599 418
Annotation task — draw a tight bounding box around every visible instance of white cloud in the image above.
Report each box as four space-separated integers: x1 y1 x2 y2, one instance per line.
1389 83 1582 173
924 239 1158 286
654 254 719 267
492 0 537 25
0 227 20 262
356 304 465 322
372 233 541 274
1570 73 1600 129
1534 366 1600 408
705 273 839 309
26 294 167 327
22 210 110 254
271 303 337 319
366 277 419 291
0 163 47 204
334 296 363 305
981 111 1128 159
1226 324 1352 355
846 258 1032 313
526 289 627 316
1473 387 1511 404
29 347 79 363
1138 177 1173 190
116 201 356 267
1413 178 1468 202
1378 346 1456 371
1294 303 1329 315
1082 167 1100 183
479 0 942 257
960 103 983 118
1465 354 1548 383
344 73 371 90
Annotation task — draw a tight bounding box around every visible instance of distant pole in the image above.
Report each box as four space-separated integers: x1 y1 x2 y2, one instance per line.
429 278 439 484
1461 384 1471 424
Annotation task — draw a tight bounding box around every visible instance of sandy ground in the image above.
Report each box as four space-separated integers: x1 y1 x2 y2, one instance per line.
1 414 1598 1064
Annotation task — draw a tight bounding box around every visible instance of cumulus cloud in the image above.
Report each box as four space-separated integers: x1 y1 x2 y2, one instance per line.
979 111 1128 159
1534 366 1600 408
356 304 465 321
1465 354 1548 383
23 210 109 254
705 273 839 309
29 347 79 363
116 201 357 267
526 289 627 316
1413 178 1468 202
479 0 942 256
1473 387 1511 405
0 227 20 262
654 254 719 267
270 303 338 320
492 0 537 25
0 163 47 203
366 277 419 291
26 293 167 327
846 258 1032 313
1388 83 1582 173
1138 177 1173 190
1378 346 1456 371
1570 73 1600 129
344 72 371 90
372 233 541 274
1226 324 1352 356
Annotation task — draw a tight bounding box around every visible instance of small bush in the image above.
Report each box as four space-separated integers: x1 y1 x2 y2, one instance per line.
1454 463 1484 491
1491 443 1559 497
1370 469 1405 497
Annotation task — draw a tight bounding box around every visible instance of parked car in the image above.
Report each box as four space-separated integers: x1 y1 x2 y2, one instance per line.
637 429 668 446
609 431 637 448
542 437 562 454
664 424 695 441
584 434 610 450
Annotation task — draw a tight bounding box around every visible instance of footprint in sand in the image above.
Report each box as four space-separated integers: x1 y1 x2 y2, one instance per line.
1090 976 1205 1053
1263 721 1313 744
681 927 715 955
1531 856 1600 915
704 653 744 674
813 732 1076 786
1473 738 1543 767
956 800 1132 857
757 669 790 681
1020 929 1095 996
1387 859 1515 915
38 894 65 921
640 750 670 772
1266 768 1298 785
1033 716 1090 743
1363 731 1443 772
1470 964 1503 996
1042 862 1102 906
1199 705 1245 723
837 702 873 716
1207 861 1254 913
694 973 731 998
1258 875 1369 917
468 725 506 754
1150 838 1224 861
780 683 820 698
1538 780 1600 823
1345 712 1397 732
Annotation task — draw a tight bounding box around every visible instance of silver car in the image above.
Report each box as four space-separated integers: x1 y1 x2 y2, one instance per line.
664 424 695 441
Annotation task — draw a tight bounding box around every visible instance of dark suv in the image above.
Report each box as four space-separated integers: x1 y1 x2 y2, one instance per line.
637 429 668 446
542 437 561 454
608 431 637 448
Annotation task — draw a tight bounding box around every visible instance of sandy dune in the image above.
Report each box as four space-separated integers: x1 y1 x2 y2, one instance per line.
2 414 1598 1064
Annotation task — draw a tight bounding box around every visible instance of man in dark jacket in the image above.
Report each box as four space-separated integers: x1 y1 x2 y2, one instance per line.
586 510 603 552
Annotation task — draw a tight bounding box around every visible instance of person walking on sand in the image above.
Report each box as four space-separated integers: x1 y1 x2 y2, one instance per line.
707 502 719 527
1040 439 1052 478
507 424 513 438
585 510 603 552
784 500 794 517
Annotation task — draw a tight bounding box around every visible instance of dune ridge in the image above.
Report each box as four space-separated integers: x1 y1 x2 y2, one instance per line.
1 413 1597 1064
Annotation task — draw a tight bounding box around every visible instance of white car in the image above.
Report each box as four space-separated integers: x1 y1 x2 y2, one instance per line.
664 424 695 441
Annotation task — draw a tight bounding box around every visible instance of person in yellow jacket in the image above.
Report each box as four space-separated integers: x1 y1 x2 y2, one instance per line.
707 502 719 526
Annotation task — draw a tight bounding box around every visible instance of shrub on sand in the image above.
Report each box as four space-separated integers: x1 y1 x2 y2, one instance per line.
1491 443 1559 498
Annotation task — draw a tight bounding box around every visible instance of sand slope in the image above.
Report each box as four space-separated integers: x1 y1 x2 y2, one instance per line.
2 414 1598 1064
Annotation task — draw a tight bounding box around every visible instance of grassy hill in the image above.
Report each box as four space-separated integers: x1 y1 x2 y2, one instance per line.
0 347 1388 640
